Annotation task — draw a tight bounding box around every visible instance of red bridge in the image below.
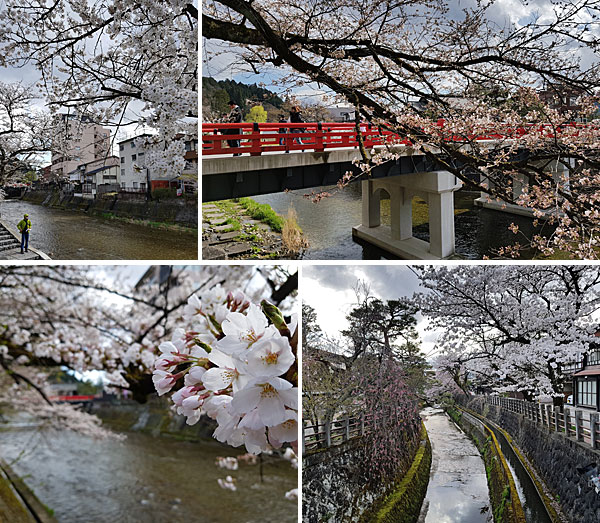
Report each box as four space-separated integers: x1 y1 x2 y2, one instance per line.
201 121 582 157
201 121 583 202
202 122 404 156
48 394 100 403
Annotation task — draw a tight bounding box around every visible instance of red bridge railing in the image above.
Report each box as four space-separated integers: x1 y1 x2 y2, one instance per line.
202 121 589 157
48 395 99 402
202 122 405 156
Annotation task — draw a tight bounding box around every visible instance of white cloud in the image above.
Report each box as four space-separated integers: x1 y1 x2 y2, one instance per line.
302 265 442 360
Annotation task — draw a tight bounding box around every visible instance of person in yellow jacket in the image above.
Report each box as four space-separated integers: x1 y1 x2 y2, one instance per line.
17 213 31 254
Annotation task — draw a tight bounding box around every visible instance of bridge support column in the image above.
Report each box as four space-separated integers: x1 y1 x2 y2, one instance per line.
475 160 570 217
353 171 462 259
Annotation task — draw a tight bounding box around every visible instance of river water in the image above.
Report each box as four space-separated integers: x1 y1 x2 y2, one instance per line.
0 427 297 523
419 408 490 523
0 200 198 260
254 186 543 260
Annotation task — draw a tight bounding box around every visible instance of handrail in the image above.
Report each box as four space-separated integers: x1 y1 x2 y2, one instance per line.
302 405 412 453
482 394 600 450
202 121 594 157
202 122 402 156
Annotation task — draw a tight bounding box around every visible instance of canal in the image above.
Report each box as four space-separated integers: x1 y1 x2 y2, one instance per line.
419 407 490 522
486 422 553 523
0 200 198 260
254 185 544 260
0 427 297 523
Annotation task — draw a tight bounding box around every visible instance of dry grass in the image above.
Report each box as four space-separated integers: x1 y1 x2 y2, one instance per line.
282 207 309 255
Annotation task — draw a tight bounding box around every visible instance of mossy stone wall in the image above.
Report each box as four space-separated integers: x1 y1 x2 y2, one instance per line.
365 424 432 523
22 190 197 227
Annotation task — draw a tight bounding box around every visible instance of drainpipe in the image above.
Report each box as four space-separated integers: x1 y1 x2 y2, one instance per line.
146 167 152 201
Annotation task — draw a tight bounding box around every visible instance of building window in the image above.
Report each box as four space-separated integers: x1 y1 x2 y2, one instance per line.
589 351 600 365
121 182 126 188
131 142 136 148
120 157 125 164
119 144 124 151
140 183 146 191
132 154 137 161
577 379 597 408
133 182 138 189
121 169 125 177
138 152 144 158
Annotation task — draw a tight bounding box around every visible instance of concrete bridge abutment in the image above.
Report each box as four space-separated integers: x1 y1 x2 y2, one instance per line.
352 170 462 259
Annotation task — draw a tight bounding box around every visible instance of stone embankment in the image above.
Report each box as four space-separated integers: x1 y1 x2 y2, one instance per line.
22 190 198 228
0 456 57 522
302 424 429 522
202 202 287 259
463 396 600 522
91 398 216 442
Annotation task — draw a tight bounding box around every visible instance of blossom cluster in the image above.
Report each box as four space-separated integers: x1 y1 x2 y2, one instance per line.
152 285 298 455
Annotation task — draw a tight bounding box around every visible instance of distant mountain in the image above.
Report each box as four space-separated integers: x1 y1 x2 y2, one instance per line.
202 77 285 121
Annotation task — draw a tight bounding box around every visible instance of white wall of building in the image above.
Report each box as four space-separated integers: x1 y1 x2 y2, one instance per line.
119 137 149 190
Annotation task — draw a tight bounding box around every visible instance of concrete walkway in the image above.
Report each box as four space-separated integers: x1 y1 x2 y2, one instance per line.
419 407 491 523
0 220 50 260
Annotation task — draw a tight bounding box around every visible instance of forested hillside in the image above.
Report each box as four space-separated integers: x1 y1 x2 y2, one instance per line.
202 77 284 121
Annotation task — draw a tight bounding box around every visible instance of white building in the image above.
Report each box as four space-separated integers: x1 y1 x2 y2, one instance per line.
327 103 356 122
51 114 112 180
68 156 120 198
118 135 151 192
119 135 198 193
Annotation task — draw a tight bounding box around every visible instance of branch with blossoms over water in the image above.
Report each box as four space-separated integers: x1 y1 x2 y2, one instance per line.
152 286 298 455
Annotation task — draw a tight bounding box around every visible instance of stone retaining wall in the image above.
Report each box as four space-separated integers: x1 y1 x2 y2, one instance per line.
463 396 600 522
364 424 431 523
92 399 216 441
22 190 197 227
302 425 429 523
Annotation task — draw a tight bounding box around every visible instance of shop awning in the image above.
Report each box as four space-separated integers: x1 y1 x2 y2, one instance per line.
573 369 600 376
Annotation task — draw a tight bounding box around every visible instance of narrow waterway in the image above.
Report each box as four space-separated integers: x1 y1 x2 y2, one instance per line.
419 408 491 523
0 427 297 523
254 186 545 259
0 200 198 260
486 422 553 523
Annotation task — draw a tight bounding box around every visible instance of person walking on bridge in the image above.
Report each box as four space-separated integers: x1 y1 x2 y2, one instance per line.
289 105 306 148
17 213 31 254
225 100 243 156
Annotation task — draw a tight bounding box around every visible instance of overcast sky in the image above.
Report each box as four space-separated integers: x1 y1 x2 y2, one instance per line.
302 264 441 359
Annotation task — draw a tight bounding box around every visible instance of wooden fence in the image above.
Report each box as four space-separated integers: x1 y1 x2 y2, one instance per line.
303 406 406 453
484 395 600 450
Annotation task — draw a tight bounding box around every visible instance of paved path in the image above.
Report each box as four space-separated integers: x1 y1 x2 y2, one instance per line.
419 407 491 523
0 220 50 260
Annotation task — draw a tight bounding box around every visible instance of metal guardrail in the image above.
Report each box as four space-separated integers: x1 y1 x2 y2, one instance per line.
485 395 600 450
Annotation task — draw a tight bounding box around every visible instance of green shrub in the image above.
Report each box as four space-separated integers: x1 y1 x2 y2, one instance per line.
152 188 179 199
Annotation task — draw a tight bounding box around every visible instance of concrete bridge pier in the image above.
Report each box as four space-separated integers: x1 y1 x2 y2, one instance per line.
352 170 462 259
475 160 570 217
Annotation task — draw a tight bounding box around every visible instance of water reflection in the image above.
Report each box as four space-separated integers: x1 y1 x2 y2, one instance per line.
254 186 547 260
419 408 491 523
0 200 198 260
0 428 297 523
